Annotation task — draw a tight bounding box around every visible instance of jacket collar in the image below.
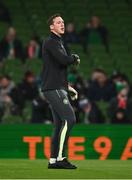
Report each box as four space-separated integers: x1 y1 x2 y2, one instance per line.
50 32 62 41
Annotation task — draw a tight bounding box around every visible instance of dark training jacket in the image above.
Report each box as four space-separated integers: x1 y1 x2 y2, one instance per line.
41 32 76 91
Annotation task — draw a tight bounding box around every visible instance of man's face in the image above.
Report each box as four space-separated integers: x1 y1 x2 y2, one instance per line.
66 23 74 33
50 16 65 35
116 111 124 120
118 88 128 100
91 16 100 28
26 76 35 84
97 73 107 85
1 78 10 88
7 27 16 41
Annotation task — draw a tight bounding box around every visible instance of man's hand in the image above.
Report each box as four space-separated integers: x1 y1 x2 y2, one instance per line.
68 85 78 100
71 54 80 65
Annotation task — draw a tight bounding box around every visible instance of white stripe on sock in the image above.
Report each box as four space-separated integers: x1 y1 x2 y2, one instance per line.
58 120 68 160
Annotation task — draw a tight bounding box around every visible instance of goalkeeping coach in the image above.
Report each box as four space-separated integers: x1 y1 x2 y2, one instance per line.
41 14 80 169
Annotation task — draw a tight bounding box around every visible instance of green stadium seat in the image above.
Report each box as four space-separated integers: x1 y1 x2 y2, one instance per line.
25 59 43 76
4 59 25 83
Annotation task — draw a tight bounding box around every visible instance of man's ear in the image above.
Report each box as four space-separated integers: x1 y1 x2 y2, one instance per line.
50 24 54 30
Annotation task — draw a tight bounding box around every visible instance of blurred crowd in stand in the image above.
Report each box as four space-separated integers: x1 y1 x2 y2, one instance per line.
1 67 132 124
0 3 131 124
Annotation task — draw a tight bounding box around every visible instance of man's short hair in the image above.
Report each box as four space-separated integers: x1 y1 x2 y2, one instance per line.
93 68 106 75
47 13 61 26
3 74 11 81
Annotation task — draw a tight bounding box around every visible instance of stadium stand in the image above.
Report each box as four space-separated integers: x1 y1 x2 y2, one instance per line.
2 0 132 76
1 0 132 123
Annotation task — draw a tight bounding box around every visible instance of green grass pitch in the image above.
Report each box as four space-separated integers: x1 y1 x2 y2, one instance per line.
0 159 132 179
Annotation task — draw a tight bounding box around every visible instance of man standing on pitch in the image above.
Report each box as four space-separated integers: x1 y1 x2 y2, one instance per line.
41 14 80 169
